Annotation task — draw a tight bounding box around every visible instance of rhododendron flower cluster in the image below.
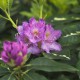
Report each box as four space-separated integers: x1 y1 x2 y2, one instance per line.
16 18 62 54
1 18 62 67
1 41 27 67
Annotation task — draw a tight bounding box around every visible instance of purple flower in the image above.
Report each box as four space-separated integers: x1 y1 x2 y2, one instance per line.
16 17 62 54
1 41 27 67
27 44 41 54
17 18 45 43
41 24 62 53
1 51 10 63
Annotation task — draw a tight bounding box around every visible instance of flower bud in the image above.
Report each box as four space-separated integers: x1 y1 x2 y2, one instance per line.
1 41 27 67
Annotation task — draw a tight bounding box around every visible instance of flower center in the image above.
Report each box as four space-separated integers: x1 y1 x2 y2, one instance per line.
33 29 38 36
18 52 22 56
46 32 50 38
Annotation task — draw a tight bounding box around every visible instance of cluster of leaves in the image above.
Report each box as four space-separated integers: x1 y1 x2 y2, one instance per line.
0 0 80 80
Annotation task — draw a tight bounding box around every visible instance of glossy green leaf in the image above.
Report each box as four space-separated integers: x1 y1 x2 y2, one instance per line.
60 34 80 46
0 66 9 76
0 0 7 10
29 57 78 72
23 71 48 80
6 0 13 10
43 48 70 60
0 74 16 80
0 0 13 10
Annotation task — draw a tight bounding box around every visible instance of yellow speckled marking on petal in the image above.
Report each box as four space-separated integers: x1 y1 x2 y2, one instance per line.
33 29 39 36
46 32 50 38
18 52 22 56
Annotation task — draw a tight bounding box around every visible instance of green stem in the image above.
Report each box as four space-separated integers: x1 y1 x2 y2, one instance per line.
23 64 32 67
15 75 20 80
4 11 17 28
40 5 43 19
8 71 16 80
25 74 33 80
0 14 9 20
8 0 10 16
15 70 22 80
22 68 32 76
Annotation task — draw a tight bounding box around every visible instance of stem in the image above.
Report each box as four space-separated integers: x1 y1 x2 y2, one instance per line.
4 11 17 28
15 75 20 80
22 68 32 76
0 15 9 20
8 71 15 80
15 70 22 80
40 5 43 19
25 74 33 80
43 13 47 19
8 0 10 16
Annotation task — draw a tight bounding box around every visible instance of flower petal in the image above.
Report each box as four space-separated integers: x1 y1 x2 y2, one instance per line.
28 45 41 54
1 51 9 63
20 41 27 56
49 42 62 51
3 41 11 52
52 30 62 40
41 42 50 53
11 42 21 59
29 17 37 25
15 56 23 66
17 25 23 35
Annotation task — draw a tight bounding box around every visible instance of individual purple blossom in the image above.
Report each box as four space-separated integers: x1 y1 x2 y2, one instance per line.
17 18 45 43
16 17 62 54
1 41 27 67
44 24 61 42
41 24 62 53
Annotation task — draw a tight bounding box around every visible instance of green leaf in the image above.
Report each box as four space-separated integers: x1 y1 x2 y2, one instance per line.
61 25 80 36
20 0 52 19
49 0 78 13
27 53 31 60
6 0 13 11
20 11 33 18
71 6 80 13
76 60 80 71
0 41 3 49
29 57 78 72
57 75 70 80
0 74 16 80
76 52 80 78
23 71 48 80
0 0 13 10
43 48 70 60
0 66 9 76
6 0 13 14
60 34 80 46
0 18 6 33
0 0 7 10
